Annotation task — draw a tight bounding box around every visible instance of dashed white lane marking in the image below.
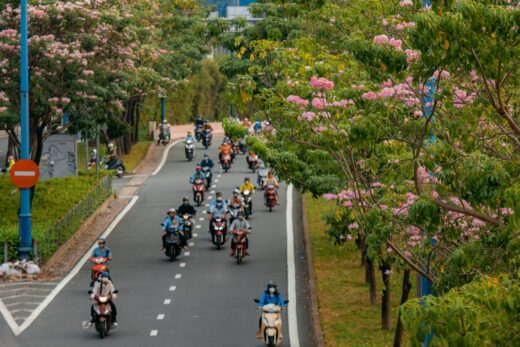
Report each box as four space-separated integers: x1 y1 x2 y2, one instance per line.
169 286 176 291
205 204 209 207
199 217 204 221
189 242 195 247
196 225 201 229
179 262 186 268
175 274 182 279
193 233 198 237
202 210 207 214
211 185 216 188
208 196 213 200
214 179 219 182
163 299 171 305
150 330 158 336
217 174 222 178
184 252 190 256
157 314 165 320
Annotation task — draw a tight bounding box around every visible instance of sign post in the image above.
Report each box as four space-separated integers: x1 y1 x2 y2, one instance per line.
18 0 33 260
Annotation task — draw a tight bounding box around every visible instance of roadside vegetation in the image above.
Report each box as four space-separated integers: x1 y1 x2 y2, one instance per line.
0 174 110 263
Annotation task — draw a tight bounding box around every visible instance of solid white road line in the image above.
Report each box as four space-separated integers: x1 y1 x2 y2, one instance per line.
4 196 140 336
175 274 182 279
163 299 171 305
169 286 176 291
150 330 158 336
286 184 301 347
157 314 165 320
151 139 183 176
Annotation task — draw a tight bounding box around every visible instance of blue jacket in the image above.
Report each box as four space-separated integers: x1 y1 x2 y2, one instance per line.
258 290 286 308
91 247 112 259
200 159 214 169
210 198 227 210
190 172 206 183
163 215 182 232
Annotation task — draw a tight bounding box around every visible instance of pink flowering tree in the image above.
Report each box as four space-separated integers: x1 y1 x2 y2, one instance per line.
225 0 519 342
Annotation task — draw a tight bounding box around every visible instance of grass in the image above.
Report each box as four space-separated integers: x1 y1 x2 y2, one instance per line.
0 173 109 263
305 194 412 347
77 141 152 173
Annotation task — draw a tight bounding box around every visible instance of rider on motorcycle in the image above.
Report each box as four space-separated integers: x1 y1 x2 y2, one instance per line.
246 150 259 169
202 120 213 133
90 238 112 263
219 140 232 166
199 154 214 170
240 177 255 213
107 142 117 163
210 192 228 209
88 271 118 328
161 208 184 250
208 198 229 235
185 131 195 143
256 280 286 339
228 188 245 208
263 170 280 203
195 116 204 128
177 197 197 216
189 165 206 184
229 211 251 256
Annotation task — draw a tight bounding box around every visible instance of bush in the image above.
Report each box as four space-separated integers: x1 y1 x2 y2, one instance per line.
0 174 111 263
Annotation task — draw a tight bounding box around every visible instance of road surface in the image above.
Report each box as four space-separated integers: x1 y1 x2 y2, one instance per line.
1 137 314 347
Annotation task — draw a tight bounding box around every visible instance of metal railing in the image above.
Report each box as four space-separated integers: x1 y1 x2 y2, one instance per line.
35 175 112 264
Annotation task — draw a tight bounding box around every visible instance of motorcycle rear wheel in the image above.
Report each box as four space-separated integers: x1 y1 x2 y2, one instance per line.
216 236 221 250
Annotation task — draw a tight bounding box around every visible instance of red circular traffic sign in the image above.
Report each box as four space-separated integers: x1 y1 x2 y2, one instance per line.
9 159 40 188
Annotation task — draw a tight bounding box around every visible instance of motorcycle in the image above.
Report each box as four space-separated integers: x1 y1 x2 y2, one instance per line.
104 158 125 178
195 125 203 142
193 178 205 206
231 229 249 265
91 293 117 339
228 202 243 225
202 129 212 149
182 214 193 240
247 154 259 173
242 190 253 219
210 216 227 250
202 166 212 190
221 153 232 172
265 184 277 212
157 129 170 145
164 229 182 262
254 300 289 347
258 167 268 189
185 138 195 161
90 257 109 288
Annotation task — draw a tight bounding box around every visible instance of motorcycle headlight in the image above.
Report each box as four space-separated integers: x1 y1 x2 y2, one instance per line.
99 296 108 303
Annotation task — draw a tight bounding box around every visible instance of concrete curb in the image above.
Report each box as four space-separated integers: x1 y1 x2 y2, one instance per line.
301 195 325 347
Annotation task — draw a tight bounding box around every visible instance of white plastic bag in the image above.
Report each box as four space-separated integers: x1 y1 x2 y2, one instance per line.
25 263 41 274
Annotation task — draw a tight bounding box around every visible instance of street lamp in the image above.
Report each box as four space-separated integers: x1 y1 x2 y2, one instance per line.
18 0 33 260
159 94 166 124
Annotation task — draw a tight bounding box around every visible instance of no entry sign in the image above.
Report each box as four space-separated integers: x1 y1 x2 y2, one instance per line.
9 159 40 188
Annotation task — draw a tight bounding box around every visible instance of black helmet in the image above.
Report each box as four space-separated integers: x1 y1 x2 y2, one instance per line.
267 280 277 288
183 197 189 204
244 177 250 182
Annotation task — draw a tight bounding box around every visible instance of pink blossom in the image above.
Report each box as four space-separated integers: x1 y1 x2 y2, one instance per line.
310 76 334 90
384 269 393 275
404 49 421 63
389 38 402 51
500 208 514 216
332 99 354 108
404 22 416 28
82 70 95 76
378 87 396 98
55 108 63 114
361 91 378 100
470 69 479 81
343 200 353 208
347 234 353 241
381 79 393 88
386 247 393 254
351 84 365 90
399 0 413 7
472 219 486 228
34 71 41 77
313 125 326 133
373 35 389 45
396 24 405 31
371 181 385 188
431 191 439 199
322 193 337 201
423 5 432 11
311 98 326 110
433 70 450 79
298 111 316 121
348 223 359 230
379 204 388 210
286 95 309 108
0 106 7 113
61 97 71 104
31 9 46 19
48 97 60 103
413 110 423 117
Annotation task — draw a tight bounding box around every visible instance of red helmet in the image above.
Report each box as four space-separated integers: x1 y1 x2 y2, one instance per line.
196 165 202 171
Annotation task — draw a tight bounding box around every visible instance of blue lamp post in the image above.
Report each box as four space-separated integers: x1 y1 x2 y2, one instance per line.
18 0 33 260
160 95 166 124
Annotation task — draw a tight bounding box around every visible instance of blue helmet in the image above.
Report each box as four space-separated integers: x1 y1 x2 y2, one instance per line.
100 271 109 277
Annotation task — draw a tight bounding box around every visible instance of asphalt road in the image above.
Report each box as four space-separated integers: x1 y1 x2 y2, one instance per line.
2 138 314 347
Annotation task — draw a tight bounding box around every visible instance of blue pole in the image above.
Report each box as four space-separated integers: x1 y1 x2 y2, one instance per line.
161 96 165 124
18 0 33 260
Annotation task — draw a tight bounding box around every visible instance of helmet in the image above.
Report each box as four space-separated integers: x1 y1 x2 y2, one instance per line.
97 238 106 245
168 208 176 214
183 197 189 203
238 211 245 219
188 131 192 136
195 165 202 171
100 271 109 278
204 120 208 124
244 177 250 182
233 188 240 196
203 154 209 159
267 280 277 288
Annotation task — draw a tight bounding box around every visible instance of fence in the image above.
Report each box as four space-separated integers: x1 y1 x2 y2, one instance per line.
34 175 112 265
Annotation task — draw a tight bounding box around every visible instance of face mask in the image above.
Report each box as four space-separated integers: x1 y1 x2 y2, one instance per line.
102 278 109 283
98 243 104 248
183 202 188 205
269 287 276 294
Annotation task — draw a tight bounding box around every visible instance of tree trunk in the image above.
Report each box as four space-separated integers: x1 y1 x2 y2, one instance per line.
381 260 392 330
133 97 141 143
393 269 412 347
366 258 377 305
357 233 366 267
